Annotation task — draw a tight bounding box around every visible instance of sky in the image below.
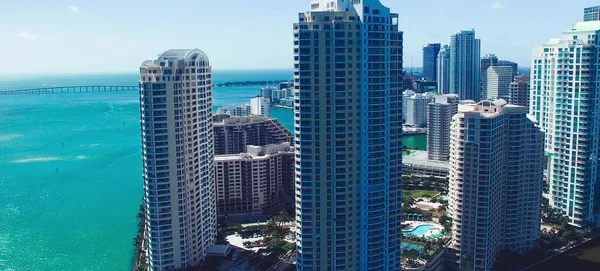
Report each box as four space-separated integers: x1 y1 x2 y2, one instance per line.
0 0 597 74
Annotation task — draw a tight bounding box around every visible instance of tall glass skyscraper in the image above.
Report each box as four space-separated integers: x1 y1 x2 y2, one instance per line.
423 43 441 82
139 49 216 270
531 21 600 227
294 0 403 270
450 30 481 101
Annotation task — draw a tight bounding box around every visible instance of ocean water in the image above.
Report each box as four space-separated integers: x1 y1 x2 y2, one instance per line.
0 70 425 271
0 70 292 271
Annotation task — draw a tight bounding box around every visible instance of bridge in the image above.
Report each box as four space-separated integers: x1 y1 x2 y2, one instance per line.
0 85 139 96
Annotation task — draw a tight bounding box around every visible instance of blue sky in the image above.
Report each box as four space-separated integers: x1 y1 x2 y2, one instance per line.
0 0 596 74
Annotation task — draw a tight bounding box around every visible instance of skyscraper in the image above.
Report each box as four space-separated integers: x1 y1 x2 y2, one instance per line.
584 5 600 21
423 43 441 81
449 100 543 271
486 66 513 100
213 115 292 155
508 75 530 107
294 0 403 270
497 60 518 79
531 21 600 227
139 49 216 270
427 94 459 161
437 45 451 94
480 53 498 97
450 30 481 101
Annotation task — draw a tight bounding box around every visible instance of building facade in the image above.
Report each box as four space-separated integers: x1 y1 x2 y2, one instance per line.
450 30 481 101
486 66 513 100
216 104 251 117
584 6 600 21
294 0 403 270
508 75 530 107
215 142 294 217
497 60 518 80
480 53 498 98
250 96 271 117
404 91 434 127
437 45 451 94
427 94 459 161
423 43 441 82
139 49 216 270
449 100 543 271
530 21 600 227
213 115 292 156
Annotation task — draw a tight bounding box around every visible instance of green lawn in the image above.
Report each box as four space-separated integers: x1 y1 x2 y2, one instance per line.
405 190 438 198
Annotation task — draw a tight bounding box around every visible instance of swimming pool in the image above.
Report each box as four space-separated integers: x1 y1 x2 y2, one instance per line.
403 224 438 237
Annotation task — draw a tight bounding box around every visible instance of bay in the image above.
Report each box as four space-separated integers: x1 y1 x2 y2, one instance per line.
0 70 425 271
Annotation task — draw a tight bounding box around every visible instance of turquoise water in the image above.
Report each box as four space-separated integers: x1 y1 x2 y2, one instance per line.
0 71 292 271
403 224 437 237
0 70 425 270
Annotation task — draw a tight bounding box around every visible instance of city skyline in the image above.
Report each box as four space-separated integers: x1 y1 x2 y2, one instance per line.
1 0 599 74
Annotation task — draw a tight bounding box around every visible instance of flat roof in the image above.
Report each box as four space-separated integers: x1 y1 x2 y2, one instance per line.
205 244 231 256
403 150 450 170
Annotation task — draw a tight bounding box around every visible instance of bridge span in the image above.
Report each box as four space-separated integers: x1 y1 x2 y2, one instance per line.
0 85 139 96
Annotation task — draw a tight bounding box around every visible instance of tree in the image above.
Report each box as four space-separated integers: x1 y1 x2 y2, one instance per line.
437 204 447 214
275 210 293 227
402 249 420 259
402 195 416 213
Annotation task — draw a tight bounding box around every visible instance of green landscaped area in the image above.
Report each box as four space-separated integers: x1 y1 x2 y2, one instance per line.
405 190 438 198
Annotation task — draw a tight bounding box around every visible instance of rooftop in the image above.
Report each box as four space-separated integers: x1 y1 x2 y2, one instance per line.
567 21 600 33
403 150 450 171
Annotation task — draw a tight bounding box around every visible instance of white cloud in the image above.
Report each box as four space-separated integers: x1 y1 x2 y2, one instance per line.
69 5 78 12
492 2 506 10
17 32 38 40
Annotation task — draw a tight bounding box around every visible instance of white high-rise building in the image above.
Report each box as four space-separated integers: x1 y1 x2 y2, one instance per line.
427 94 459 161
450 30 481 101
403 91 434 127
486 66 513 100
437 45 451 94
139 49 216 270
449 100 544 271
530 21 600 227
295 1 403 270
250 97 271 117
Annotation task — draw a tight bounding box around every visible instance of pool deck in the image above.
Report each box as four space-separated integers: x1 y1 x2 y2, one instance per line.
403 221 445 238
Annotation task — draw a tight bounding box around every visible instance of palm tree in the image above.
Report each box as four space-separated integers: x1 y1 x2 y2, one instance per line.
437 204 447 214
274 210 292 227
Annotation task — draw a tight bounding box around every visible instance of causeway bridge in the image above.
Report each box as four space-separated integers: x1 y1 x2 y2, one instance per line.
0 86 139 96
